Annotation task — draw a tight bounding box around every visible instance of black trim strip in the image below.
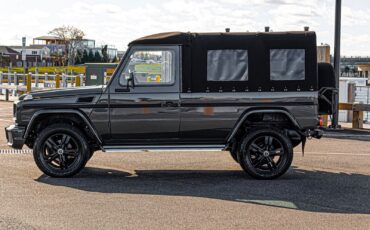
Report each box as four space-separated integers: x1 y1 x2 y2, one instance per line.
181 102 315 107
23 101 315 109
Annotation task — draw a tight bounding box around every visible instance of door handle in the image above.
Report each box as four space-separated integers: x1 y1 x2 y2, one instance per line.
161 101 177 107
115 88 130 92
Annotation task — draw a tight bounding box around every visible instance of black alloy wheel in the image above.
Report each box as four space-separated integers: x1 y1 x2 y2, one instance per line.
238 129 293 179
43 133 80 170
33 124 89 177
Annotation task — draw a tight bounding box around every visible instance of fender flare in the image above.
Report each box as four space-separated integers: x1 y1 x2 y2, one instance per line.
23 109 102 144
226 109 302 143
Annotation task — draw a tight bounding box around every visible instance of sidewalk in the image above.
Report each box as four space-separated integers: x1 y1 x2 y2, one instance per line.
0 95 18 101
323 123 370 141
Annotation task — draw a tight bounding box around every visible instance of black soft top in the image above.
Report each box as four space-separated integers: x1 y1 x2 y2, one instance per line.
129 31 317 93
129 31 316 46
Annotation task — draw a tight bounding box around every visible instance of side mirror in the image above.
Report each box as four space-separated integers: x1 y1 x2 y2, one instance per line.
127 71 135 88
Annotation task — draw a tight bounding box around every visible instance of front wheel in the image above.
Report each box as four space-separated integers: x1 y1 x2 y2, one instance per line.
33 124 89 177
238 129 293 179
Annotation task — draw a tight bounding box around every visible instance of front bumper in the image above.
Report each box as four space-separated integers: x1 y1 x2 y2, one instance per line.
5 125 26 149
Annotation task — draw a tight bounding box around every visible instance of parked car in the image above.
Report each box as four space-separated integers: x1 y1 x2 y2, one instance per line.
5 31 335 179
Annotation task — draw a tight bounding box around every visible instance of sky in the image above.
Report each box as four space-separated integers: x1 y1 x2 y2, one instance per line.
0 0 369 56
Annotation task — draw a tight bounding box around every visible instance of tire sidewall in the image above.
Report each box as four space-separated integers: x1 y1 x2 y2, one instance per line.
33 124 89 177
238 129 293 179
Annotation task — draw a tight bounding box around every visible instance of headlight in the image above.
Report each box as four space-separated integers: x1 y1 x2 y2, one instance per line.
23 94 33 101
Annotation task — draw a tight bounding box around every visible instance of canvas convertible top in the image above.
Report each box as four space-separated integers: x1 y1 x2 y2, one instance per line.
130 31 316 46
129 31 318 93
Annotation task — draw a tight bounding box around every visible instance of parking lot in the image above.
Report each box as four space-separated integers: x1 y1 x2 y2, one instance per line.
0 101 370 229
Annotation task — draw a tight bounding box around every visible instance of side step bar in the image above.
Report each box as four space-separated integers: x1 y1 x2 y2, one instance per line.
103 145 227 153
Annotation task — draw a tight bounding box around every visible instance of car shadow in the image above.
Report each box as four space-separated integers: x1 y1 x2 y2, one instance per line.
36 166 370 215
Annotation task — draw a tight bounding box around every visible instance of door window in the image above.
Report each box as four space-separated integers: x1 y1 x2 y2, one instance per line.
120 50 175 86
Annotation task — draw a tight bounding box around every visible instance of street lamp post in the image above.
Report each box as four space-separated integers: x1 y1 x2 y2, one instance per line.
332 0 342 128
22 37 27 85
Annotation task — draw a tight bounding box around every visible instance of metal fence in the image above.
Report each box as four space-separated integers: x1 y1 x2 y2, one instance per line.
0 72 85 100
355 86 370 122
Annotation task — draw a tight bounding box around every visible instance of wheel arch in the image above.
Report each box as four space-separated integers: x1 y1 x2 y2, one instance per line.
24 109 102 145
226 108 302 143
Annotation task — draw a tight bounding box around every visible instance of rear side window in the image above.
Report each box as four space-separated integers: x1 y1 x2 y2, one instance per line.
270 49 305 81
207 49 248 81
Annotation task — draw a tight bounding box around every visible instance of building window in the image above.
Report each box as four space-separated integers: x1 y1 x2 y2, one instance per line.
207 49 248 81
270 49 305 81
32 51 37 55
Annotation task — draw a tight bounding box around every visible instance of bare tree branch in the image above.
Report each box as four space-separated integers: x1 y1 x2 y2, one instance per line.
49 25 85 65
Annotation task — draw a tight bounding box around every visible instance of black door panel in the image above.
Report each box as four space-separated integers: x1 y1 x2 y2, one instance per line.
109 93 180 141
107 45 181 145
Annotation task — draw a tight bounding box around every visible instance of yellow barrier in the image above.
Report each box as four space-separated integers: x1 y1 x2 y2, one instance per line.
76 75 81 87
55 74 60 88
26 74 32 92
0 66 86 74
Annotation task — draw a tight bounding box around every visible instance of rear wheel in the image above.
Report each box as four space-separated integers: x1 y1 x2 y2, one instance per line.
238 129 293 179
33 124 89 177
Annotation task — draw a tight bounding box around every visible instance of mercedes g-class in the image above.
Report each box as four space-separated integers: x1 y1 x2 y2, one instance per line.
5 31 335 179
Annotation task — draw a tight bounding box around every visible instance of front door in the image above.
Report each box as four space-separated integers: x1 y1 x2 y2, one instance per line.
107 45 181 145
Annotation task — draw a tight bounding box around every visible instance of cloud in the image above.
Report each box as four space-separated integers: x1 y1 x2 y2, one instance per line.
342 33 370 56
342 6 370 26
0 0 369 56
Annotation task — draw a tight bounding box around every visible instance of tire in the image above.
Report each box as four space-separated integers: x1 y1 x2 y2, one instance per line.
33 123 89 177
238 129 293 179
88 150 95 161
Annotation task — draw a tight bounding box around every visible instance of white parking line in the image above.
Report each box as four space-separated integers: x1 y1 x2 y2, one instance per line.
0 149 33 155
296 152 370 156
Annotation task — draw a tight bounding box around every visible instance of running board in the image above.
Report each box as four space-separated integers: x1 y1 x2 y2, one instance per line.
102 145 227 153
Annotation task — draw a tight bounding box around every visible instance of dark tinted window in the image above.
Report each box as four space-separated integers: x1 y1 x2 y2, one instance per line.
207 49 248 81
270 49 305 81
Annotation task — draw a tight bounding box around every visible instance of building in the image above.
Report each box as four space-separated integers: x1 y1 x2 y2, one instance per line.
10 45 51 67
318 44 370 79
32 36 66 65
0 46 19 67
33 35 118 63
90 45 118 61
340 56 370 78
80 39 95 49
117 50 126 61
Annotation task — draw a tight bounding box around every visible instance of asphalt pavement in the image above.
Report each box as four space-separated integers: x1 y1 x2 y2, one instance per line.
0 101 369 229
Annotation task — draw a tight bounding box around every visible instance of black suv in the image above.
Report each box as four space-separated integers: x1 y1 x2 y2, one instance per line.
5 31 334 179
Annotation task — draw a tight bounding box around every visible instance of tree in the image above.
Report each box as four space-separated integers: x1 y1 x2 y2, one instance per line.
343 66 350 77
75 49 83 64
49 25 85 65
81 50 89 64
0 55 10 67
94 51 102 62
88 50 94 62
101 45 109 62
